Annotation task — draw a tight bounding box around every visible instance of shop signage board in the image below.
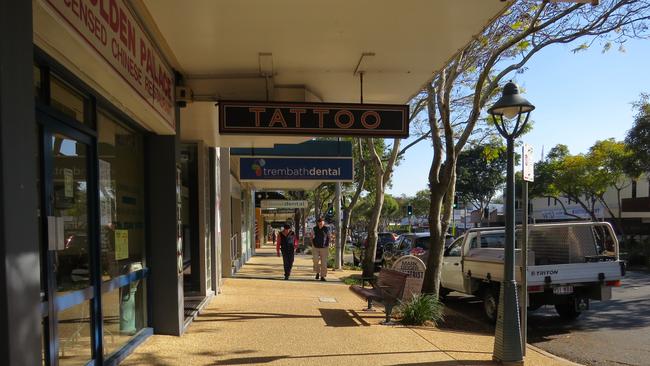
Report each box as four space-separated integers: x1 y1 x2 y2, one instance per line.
44 0 175 128
219 101 409 137
392 255 426 300
523 144 534 182
240 157 353 182
261 200 309 209
114 229 129 260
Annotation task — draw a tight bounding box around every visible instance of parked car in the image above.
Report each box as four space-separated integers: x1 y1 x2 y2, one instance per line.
352 232 398 269
440 222 625 323
383 232 454 265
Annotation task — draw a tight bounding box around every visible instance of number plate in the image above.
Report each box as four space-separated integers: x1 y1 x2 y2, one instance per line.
553 285 573 295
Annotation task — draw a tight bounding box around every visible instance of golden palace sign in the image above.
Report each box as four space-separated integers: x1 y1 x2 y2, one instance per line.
218 101 409 138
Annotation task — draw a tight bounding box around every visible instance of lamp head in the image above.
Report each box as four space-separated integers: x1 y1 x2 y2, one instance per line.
488 82 535 119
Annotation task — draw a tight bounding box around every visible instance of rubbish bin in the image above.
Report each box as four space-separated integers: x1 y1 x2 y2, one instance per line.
120 261 143 334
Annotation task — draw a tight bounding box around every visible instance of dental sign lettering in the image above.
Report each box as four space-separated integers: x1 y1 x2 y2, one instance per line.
219 101 409 137
240 158 353 182
46 0 175 127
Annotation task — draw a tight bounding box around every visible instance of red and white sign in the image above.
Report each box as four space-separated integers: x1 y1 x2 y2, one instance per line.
523 144 534 182
45 0 175 128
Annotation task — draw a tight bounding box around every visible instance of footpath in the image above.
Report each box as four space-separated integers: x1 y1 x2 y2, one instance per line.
123 247 577 366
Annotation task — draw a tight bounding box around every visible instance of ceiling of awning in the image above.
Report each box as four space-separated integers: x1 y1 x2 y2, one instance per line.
137 0 510 105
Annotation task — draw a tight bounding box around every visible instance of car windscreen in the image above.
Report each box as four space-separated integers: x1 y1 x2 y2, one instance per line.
378 234 396 244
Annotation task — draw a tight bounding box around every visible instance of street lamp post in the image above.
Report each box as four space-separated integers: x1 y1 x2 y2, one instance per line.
488 81 535 364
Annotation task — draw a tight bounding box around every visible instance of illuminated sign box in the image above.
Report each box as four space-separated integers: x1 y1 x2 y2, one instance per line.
261 200 309 209
219 101 409 138
240 157 353 182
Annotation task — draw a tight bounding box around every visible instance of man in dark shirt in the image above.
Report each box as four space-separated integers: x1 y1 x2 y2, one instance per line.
276 224 298 280
310 217 330 281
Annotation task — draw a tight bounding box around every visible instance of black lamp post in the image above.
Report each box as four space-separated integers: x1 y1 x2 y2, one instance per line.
488 81 534 364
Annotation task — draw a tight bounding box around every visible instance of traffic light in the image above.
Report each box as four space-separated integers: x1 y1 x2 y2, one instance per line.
325 203 334 222
406 204 413 216
453 195 458 209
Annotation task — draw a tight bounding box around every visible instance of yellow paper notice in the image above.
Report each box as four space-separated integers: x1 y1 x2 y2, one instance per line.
115 230 129 260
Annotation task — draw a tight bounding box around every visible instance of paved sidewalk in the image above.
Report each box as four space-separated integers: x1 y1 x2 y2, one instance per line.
123 248 577 366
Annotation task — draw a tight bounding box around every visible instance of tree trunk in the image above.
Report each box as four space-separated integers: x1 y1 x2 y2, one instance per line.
314 185 321 218
422 186 445 295
362 173 384 279
422 171 456 295
341 208 350 265
615 189 626 240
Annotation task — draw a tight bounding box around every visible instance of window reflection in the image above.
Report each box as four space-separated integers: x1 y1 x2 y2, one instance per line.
102 281 146 358
98 111 146 280
52 134 90 292
57 300 92 365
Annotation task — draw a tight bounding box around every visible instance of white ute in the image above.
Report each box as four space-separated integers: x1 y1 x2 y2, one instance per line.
440 222 625 322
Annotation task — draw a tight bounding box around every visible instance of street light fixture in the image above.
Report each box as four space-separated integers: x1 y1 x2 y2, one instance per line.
488 81 535 364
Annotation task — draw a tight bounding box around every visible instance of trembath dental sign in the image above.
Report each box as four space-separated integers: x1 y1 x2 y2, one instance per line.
219 101 409 138
240 158 353 182
45 0 175 128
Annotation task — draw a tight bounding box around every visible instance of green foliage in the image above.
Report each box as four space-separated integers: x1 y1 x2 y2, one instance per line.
342 275 363 286
405 189 430 218
397 294 445 326
626 96 650 174
456 142 508 210
327 245 336 268
382 195 400 219
530 139 638 222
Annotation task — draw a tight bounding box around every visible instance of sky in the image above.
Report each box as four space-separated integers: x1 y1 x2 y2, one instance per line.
388 37 650 198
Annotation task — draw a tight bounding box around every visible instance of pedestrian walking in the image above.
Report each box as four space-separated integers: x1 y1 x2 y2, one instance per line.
276 224 298 280
310 217 330 281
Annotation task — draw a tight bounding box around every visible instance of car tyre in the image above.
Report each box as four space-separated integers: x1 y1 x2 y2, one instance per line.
482 287 499 324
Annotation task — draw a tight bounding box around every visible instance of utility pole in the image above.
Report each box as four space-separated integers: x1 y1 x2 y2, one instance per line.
335 182 342 269
521 179 529 356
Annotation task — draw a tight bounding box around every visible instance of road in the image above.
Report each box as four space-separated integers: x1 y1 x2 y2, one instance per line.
442 270 650 366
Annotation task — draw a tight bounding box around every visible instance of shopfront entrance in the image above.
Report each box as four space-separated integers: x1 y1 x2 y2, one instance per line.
36 61 150 366
39 110 98 365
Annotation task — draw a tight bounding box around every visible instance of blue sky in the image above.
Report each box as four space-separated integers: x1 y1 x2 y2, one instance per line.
388 38 650 197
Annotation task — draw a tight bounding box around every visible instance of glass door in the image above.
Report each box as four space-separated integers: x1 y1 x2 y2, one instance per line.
40 115 99 366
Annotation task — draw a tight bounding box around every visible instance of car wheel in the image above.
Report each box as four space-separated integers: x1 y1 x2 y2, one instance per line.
554 303 581 320
482 287 499 324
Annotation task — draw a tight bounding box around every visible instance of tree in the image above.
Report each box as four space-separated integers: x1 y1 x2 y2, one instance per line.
361 97 429 278
626 94 650 173
411 189 431 218
589 139 640 234
381 194 401 227
455 141 508 225
419 0 650 296
532 141 639 234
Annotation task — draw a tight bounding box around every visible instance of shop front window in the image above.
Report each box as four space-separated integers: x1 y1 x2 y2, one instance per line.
51 75 87 125
97 110 147 358
34 64 42 98
57 300 92 365
101 280 146 356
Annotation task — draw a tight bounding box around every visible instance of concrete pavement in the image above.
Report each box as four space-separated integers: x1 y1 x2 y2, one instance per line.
122 247 577 365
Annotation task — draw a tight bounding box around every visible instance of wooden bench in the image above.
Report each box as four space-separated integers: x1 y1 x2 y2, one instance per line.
349 268 408 324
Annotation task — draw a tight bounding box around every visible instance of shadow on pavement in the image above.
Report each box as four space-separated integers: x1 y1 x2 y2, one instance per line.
319 308 373 327
209 350 489 365
388 362 493 366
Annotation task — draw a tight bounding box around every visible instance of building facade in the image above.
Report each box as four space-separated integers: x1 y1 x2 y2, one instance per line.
0 1 511 365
